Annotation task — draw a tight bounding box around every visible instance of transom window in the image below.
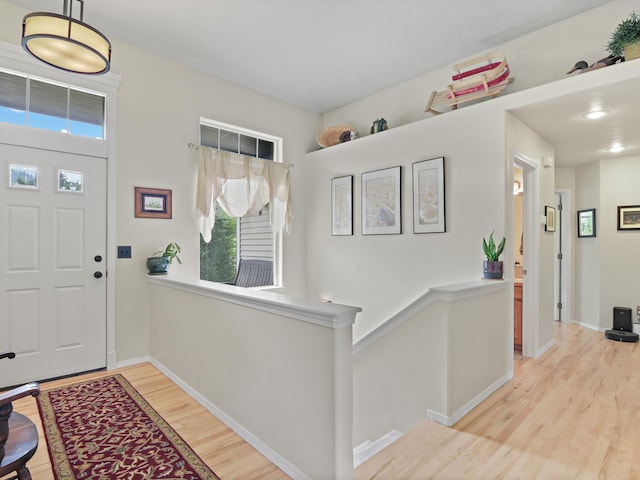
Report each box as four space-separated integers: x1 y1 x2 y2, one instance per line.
199 119 282 286
0 68 106 139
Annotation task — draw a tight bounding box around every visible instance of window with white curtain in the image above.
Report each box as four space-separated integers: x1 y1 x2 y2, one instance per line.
198 119 283 285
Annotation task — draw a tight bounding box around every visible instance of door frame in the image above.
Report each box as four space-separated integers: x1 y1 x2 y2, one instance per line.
513 152 540 358
554 189 573 324
0 41 121 370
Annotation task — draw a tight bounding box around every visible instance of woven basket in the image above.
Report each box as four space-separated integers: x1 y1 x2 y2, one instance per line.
624 42 640 61
317 124 354 148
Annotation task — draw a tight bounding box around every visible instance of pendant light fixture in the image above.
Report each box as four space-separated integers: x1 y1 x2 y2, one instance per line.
22 0 111 74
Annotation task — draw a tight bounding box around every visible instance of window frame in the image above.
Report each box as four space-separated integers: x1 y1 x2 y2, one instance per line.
199 117 284 288
0 66 107 139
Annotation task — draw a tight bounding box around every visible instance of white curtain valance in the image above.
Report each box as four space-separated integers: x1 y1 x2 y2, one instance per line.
196 147 292 243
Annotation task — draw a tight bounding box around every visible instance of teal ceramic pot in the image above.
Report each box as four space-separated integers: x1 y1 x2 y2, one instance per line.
147 256 170 274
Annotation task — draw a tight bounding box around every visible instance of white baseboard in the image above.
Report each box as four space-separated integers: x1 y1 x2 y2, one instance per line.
148 358 310 480
115 355 151 369
572 320 605 332
427 371 513 427
536 338 555 358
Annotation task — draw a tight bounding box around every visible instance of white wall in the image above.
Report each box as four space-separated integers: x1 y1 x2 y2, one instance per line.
148 282 355 480
312 1 638 349
353 282 511 445
597 156 640 328
353 301 448 445
574 162 601 327
321 0 638 135
0 0 322 362
571 157 640 330
306 104 506 342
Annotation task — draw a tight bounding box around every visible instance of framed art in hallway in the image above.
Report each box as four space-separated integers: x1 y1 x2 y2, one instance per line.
577 208 596 237
361 166 401 235
331 175 353 236
135 187 172 219
545 206 556 232
412 156 445 234
617 205 640 230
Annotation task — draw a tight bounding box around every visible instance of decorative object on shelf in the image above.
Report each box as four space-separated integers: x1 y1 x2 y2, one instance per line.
607 11 640 60
425 52 513 115
577 208 596 238
412 157 445 234
147 242 181 275
482 231 506 280
331 175 353 236
22 0 111 74
545 206 556 232
317 124 356 148
617 205 640 230
135 187 172 219
566 55 623 74
361 166 401 235
369 118 388 134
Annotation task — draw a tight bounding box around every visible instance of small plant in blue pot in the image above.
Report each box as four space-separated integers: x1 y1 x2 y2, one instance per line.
482 232 506 279
147 242 181 275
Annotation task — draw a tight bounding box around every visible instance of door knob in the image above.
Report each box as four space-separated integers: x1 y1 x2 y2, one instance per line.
94 271 103 279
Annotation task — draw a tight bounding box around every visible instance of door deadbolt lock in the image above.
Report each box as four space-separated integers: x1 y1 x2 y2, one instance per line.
94 255 103 263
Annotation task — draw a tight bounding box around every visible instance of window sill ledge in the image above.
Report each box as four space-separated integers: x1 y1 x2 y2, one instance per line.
147 274 361 329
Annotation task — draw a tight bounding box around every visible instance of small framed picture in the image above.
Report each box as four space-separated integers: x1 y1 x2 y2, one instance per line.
8 164 39 189
331 175 353 236
362 166 401 235
577 208 596 237
135 187 172 219
617 205 640 230
57 169 84 193
412 156 445 234
545 206 556 232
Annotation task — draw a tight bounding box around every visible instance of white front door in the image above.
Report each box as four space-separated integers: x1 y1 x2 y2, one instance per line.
0 144 106 386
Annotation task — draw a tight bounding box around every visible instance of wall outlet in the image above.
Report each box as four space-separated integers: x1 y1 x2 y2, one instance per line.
117 246 132 259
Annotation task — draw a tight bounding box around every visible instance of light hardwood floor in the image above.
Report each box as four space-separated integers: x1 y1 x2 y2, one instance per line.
12 363 290 480
355 323 640 479
10 324 640 480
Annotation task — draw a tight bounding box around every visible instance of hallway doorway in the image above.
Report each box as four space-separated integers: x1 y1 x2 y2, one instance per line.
513 153 540 358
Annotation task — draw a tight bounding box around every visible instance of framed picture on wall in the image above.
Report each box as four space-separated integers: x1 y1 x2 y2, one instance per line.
331 175 353 236
617 205 640 230
545 206 556 232
412 156 445 234
361 166 401 235
577 208 596 237
135 187 172 219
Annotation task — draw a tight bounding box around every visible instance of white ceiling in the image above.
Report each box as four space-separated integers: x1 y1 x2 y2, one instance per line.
8 0 615 113
511 75 640 168
8 0 638 168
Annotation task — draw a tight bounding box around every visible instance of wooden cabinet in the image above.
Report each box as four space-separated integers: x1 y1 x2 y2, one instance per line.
514 283 522 350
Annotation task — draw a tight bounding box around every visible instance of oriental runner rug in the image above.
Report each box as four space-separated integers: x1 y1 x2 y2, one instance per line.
37 374 220 479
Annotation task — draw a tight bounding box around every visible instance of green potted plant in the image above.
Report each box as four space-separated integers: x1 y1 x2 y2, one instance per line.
607 11 640 60
482 232 506 279
147 242 182 275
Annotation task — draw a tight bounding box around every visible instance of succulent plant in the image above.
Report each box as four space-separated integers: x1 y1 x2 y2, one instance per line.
482 232 506 262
